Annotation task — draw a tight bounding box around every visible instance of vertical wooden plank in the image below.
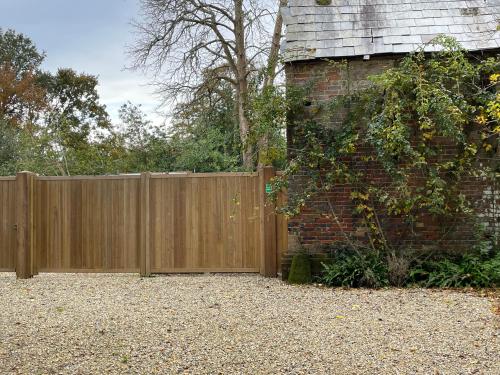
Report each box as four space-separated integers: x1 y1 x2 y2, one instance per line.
259 167 277 277
254 175 261 269
126 178 140 270
103 179 111 269
226 176 237 268
189 178 198 269
0 180 17 271
235 177 243 268
81 179 89 269
149 178 158 270
140 172 151 276
166 179 175 269
54 181 62 270
221 177 230 268
174 178 186 269
32 178 39 276
246 175 255 268
215 177 223 267
241 176 251 268
0 179 31 271
16 172 35 279
63 180 71 269
40 180 48 270
97 180 104 269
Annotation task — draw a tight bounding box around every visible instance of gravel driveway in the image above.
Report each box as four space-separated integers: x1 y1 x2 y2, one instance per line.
0 273 498 374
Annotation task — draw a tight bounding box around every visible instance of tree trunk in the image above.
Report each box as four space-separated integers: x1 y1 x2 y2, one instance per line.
264 0 287 89
258 0 287 167
234 0 253 169
237 87 253 169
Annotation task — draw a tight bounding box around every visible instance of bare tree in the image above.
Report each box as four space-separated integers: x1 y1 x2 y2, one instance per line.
264 0 287 89
129 0 285 169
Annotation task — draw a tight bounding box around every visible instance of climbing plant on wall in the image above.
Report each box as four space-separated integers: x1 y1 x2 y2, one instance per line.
272 36 499 253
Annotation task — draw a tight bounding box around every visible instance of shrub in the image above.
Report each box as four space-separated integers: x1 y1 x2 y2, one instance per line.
320 249 388 288
318 244 500 289
409 252 500 288
288 253 312 284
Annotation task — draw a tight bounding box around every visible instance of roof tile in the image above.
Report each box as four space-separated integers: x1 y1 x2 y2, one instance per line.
283 0 500 60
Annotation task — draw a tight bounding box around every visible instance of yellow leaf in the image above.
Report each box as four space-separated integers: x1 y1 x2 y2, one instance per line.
475 114 487 125
483 143 493 152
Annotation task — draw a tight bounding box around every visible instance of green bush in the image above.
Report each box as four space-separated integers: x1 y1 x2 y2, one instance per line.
409 252 500 288
288 253 312 284
318 245 500 289
320 249 388 288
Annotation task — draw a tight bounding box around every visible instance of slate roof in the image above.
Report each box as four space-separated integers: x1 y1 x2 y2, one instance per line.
282 0 500 61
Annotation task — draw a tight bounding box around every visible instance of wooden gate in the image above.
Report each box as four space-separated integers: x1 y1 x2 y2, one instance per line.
0 168 287 278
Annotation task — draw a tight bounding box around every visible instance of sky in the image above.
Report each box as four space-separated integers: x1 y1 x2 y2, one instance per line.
0 0 164 125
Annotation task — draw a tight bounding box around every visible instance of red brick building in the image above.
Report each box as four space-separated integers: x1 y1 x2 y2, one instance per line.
281 0 500 255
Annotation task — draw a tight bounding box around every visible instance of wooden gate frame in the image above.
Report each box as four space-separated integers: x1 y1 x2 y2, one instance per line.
13 168 286 279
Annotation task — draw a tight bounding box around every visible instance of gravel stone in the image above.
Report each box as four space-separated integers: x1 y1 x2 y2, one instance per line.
0 273 498 374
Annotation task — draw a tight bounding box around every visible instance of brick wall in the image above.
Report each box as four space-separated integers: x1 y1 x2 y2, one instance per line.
285 56 499 257
287 56 394 128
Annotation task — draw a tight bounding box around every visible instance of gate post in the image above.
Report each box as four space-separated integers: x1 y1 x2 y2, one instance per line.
140 172 151 277
16 171 36 279
259 166 277 277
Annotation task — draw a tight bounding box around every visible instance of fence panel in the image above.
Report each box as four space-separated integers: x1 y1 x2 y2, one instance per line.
33 176 141 272
149 173 261 272
2 170 285 277
0 177 16 271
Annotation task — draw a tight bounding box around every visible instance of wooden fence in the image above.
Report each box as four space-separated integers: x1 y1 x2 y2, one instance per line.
0 168 287 279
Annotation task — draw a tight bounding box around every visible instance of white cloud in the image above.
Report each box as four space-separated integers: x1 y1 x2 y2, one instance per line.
0 0 169 128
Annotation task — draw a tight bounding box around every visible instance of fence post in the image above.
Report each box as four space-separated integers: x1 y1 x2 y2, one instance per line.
259 166 277 277
275 181 288 275
16 171 35 279
140 172 151 277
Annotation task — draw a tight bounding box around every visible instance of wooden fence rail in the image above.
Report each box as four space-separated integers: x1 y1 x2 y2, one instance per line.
0 168 287 279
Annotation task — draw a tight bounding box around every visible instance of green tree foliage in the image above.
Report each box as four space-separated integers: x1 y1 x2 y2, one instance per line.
1 29 285 176
116 102 171 173
0 29 46 129
250 85 288 169
168 80 244 172
0 31 152 175
0 29 47 173
35 69 118 175
0 118 19 174
0 28 45 78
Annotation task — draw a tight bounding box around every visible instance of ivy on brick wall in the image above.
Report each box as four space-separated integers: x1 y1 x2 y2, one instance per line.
272 36 499 253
